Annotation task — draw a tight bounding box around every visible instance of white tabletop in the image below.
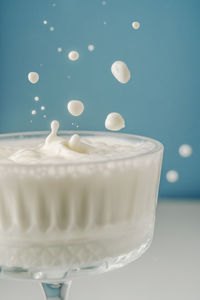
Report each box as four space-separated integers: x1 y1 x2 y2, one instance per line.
1 200 200 300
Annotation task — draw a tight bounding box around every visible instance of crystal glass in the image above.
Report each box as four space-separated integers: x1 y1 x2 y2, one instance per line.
0 131 163 299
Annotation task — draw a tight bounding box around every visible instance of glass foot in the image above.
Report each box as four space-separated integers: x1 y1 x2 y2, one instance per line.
41 282 72 300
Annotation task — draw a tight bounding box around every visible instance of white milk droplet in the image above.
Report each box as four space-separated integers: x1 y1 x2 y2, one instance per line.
43 114 47 118
68 134 80 150
88 44 95 51
104 21 107 25
34 96 39 102
43 20 47 25
51 120 59 135
41 106 45 111
105 113 125 131
67 100 84 116
68 51 79 61
132 21 140 30
50 26 54 31
111 61 131 84
57 47 62 52
28 72 39 84
166 170 179 183
31 110 37 115
179 144 192 157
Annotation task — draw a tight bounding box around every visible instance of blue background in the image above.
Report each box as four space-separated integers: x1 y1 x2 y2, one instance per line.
0 0 199 198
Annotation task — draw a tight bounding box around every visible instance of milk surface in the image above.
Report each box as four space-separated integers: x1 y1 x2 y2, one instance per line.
0 121 155 164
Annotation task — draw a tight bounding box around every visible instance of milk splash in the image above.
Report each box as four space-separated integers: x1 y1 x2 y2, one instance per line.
43 121 90 154
9 121 91 163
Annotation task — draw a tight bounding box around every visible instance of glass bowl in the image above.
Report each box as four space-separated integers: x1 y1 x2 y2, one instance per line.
0 131 163 299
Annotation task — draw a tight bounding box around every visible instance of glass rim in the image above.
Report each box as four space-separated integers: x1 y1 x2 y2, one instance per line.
0 130 164 168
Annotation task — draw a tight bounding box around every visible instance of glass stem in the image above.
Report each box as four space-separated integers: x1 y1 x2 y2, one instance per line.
41 281 72 300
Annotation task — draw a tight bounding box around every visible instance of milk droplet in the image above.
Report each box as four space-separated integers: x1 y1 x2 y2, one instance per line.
28 72 39 84
43 20 47 25
34 96 39 102
31 110 37 115
179 144 192 157
88 44 95 51
67 100 84 116
111 61 131 84
68 51 79 61
57 47 62 52
43 114 47 118
132 21 140 30
102 1 106 5
104 21 107 25
166 170 179 183
68 134 80 150
50 26 54 31
105 113 125 131
51 120 59 135
41 106 45 111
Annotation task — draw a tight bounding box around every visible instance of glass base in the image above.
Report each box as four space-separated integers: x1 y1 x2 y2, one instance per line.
0 239 152 299
0 239 151 283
